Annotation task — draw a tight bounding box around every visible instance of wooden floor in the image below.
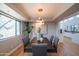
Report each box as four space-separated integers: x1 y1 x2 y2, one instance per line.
8 36 79 56
63 36 79 56
23 52 58 56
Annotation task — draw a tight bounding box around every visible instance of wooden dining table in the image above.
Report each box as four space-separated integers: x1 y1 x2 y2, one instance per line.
25 37 56 52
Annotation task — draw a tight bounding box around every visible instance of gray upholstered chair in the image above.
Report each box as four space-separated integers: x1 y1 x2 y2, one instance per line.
22 35 29 47
32 44 47 56
50 35 54 44
53 37 59 48
47 36 59 52
42 38 49 43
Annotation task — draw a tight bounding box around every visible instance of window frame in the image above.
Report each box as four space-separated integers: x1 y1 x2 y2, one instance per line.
0 11 21 40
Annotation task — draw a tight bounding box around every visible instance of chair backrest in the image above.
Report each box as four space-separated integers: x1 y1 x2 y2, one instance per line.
32 44 47 56
42 38 49 43
50 35 54 44
22 35 29 47
31 37 37 43
53 37 59 48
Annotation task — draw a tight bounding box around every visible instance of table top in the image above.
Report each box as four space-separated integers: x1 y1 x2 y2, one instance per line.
32 43 48 46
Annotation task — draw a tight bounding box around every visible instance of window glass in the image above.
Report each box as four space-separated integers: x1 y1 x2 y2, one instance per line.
59 13 79 33
0 15 20 39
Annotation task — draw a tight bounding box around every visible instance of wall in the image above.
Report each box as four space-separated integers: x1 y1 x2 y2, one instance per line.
30 22 57 41
55 23 60 38
0 35 24 55
55 22 64 43
43 22 56 40
21 21 26 34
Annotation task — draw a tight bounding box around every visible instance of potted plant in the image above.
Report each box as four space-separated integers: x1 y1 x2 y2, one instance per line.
24 22 33 39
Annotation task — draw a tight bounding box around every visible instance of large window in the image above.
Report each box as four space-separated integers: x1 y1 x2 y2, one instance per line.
0 15 21 39
59 13 79 33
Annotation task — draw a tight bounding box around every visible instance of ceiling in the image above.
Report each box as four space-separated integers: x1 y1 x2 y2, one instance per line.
6 3 74 22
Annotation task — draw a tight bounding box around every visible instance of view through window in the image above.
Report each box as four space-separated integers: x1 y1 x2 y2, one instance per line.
59 13 79 33
0 15 20 39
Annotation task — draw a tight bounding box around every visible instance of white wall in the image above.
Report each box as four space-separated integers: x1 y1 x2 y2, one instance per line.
31 22 57 41
43 22 56 40
0 35 23 54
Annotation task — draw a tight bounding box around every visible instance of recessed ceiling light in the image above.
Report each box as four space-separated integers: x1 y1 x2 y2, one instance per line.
60 21 63 24
64 19 68 22
76 15 79 18
68 17 74 21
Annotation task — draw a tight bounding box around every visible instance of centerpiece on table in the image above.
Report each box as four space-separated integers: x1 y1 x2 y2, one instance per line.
37 27 43 43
